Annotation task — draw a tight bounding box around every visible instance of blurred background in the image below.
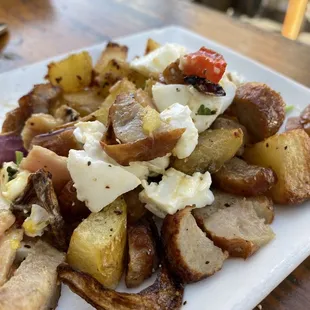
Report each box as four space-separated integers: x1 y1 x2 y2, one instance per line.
195 0 310 44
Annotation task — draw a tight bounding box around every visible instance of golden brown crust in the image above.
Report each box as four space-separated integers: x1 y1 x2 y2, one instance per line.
213 157 277 196
58 263 184 310
102 128 184 165
233 82 285 141
2 84 62 134
125 218 158 288
243 129 310 204
162 60 184 85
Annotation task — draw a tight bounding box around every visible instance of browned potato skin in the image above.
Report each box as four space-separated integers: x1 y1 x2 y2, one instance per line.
172 128 243 175
286 105 310 136
58 180 90 223
58 262 184 310
233 82 285 141
123 187 147 224
2 84 62 134
31 127 82 157
95 42 128 74
213 157 277 196
125 218 158 288
243 129 310 204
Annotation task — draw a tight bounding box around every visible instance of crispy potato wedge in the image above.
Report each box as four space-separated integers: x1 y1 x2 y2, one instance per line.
193 189 274 225
124 186 147 224
172 128 243 174
211 116 250 155
233 82 285 141
201 203 275 258
58 262 184 310
95 42 128 74
61 88 105 116
243 129 310 204
213 157 277 196
162 207 227 283
47 51 93 93
95 59 146 97
2 84 62 134
145 38 161 55
21 113 61 149
126 217 158 288
67 197 127 289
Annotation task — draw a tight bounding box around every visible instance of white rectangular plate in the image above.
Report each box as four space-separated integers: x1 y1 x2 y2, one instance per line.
1 26 310 310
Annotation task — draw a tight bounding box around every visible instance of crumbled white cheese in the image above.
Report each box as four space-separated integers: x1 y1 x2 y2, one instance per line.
23 204 49 237
152 76 236 133
139 168 214 218
130 43 187 76
68 150 141 213
160 103 198 159
0 162 30 202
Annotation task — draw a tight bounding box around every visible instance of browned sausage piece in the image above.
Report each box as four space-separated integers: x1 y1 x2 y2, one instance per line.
212 157 277 196
233 82 285 141
193 189 274 225
125 218 158 288
200 203 275 259
161 207 227 283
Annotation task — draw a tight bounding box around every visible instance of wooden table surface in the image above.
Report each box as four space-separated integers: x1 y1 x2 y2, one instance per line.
1 0 310 309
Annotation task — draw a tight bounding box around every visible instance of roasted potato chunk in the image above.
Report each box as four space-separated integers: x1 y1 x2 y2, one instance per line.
193 189 274 225
67 197 127 289
2 84 62 134
96 59 146 96
47 51 93 92
145 38 161 55
244 129 310 204
211 116 250 155
21 113 61 149
125 218 158 288
172 128 243 174
61 88 105 116
286 104 310 136
162 207 227 283
123 186 147 224
95 42 128 74
200 203 275 259
232 82 285 141
213 157 277 196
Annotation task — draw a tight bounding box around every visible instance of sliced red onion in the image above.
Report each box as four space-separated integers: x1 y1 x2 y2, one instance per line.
0 133 27 166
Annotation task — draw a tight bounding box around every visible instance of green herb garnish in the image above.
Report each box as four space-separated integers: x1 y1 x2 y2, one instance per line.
285 105 294 113
7 166 18 182
15 151 24 166
196 105 217 116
